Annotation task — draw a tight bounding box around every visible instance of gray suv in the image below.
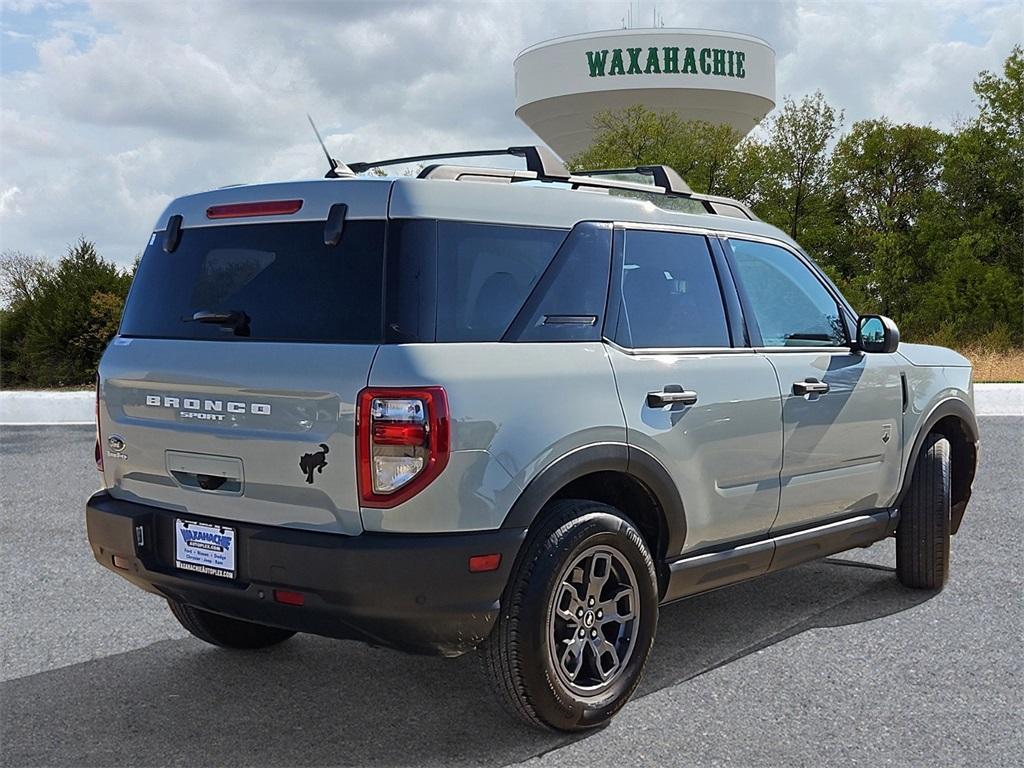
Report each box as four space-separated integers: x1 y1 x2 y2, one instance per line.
87 146 979 731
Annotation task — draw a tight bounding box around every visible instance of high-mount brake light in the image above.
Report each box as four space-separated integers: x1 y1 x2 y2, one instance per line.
357 388 450 508
205 200 303 219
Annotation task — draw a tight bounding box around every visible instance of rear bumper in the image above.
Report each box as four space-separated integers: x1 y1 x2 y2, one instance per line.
86 491 526 656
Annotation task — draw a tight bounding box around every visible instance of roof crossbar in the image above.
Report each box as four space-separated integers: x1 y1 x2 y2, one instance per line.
574 165 694 196
346 145 571 180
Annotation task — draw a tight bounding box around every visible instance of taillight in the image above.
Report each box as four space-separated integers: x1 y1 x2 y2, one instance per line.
357 387 449 508
94 376 103 472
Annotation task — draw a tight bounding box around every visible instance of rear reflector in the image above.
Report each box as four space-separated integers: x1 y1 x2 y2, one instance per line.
468 553 502 573
112 555 130 570
273 589 305 606
206 200 303 219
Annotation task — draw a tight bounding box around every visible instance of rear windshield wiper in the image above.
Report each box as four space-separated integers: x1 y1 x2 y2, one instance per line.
187 309 251 337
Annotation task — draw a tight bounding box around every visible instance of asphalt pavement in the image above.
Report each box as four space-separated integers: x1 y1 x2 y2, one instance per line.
1 420 1021 767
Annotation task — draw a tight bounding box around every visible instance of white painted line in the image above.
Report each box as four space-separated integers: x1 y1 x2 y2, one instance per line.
1 383 1021 424
2 422 94 427
1 390 93 425
974 383 1024 417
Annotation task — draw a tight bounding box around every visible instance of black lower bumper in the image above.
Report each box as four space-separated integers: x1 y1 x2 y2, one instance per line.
86 491 526 656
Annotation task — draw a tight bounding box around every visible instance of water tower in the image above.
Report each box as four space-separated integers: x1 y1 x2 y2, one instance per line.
514 28 775 161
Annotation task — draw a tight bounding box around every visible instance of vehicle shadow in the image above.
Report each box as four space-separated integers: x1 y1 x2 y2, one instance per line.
1 555 934 768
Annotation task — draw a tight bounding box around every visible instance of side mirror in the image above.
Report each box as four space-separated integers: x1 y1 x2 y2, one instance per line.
856 315 900 353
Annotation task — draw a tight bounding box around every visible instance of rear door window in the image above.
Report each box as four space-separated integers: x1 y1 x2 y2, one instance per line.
434 222 566 342
613 230 731 349
120 221 385 343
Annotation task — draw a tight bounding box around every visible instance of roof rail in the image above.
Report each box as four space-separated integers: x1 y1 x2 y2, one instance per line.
418 164 539 183
408 154 759 221
346 145 571 180
574 166 694 196
416 163 675 195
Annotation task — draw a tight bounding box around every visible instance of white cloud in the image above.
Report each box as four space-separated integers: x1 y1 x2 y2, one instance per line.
0 0 1019 265
0 186 24 219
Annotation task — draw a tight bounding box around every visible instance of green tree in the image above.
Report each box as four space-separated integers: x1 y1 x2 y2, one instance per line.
4 239 133 387
758 91 843 242
570 106 743 195
920 46 1023 345
827 119 945 323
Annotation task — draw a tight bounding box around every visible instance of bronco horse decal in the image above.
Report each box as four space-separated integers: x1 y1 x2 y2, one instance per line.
299 443 330 484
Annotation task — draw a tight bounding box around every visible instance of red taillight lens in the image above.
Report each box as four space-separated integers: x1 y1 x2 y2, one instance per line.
372 423 427 445
206 200 303 219
357 387 450 508
95 377 103 472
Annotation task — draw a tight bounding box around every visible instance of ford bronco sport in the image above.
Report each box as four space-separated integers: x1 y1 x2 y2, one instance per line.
87 146 979 731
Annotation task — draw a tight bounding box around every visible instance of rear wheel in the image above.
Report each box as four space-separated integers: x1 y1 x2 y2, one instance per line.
896 434 951 590
482 499 659 731
168 600 296 649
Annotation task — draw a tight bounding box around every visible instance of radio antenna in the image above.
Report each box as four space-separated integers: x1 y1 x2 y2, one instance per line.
306 114 354 178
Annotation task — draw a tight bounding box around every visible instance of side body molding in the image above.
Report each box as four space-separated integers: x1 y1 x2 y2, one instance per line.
500 442 687 555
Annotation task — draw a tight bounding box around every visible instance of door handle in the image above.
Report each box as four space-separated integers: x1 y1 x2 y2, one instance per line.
647 389 699 408
793 378 829 396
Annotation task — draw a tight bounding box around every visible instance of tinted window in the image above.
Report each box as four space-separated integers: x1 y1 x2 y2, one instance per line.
435 222 566 342
508 223 613 342
120 221 384 342
727 240 846 347
385 219 437 343
614 230 731 349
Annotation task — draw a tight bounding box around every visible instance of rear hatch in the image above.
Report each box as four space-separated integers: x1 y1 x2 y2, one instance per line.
98 180 391 534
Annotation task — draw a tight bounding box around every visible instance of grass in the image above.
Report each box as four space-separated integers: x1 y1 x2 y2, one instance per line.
959 347 1024 383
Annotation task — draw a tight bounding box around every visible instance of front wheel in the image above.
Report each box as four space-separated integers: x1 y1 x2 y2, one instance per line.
896 434 951 590
168 600 296 649
482 499 659 731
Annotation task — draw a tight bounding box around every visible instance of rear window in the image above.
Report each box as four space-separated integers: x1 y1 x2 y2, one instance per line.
120 221 385 343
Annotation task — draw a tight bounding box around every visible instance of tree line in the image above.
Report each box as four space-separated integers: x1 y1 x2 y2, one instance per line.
1 240 133 387
0 48 1019 388
572 46 1022 350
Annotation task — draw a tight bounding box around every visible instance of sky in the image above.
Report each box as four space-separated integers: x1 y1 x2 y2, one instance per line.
0 0 1020 266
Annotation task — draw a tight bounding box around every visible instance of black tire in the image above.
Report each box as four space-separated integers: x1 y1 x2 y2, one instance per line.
481 499 659 731
896 434 951 590
168 600 296 649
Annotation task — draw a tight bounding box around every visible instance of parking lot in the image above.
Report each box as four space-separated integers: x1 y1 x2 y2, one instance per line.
2 419 1021 767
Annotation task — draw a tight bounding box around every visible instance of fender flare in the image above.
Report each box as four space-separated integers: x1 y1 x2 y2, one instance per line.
500 442 687 556
895 397 979 528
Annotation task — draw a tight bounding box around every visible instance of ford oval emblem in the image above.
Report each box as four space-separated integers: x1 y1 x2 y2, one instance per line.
108 435 126 452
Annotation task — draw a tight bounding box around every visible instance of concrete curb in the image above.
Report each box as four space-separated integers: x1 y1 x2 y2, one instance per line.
1 391 94 425
2 383 1022 425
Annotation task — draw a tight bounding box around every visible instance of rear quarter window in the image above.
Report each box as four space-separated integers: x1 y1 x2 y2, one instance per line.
120 220 385 343
429 222 567 342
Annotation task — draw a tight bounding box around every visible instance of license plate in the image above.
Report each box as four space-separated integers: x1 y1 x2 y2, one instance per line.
175 519 236 579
